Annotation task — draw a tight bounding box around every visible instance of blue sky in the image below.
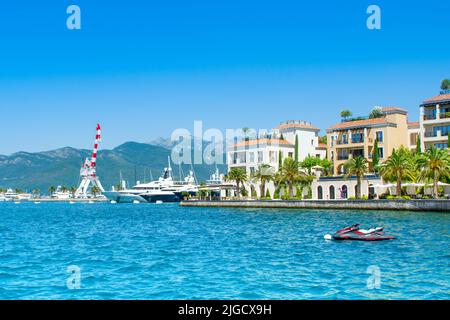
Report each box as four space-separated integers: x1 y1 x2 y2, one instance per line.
0 0 449 154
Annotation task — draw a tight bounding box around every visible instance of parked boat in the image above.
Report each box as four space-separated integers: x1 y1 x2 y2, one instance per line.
3 189 18 202
103 159 198 203
52 186 72 200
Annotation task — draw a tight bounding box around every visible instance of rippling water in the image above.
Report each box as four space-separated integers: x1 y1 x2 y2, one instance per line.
0 202 449 299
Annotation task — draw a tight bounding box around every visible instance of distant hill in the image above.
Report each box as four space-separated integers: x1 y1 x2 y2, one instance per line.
0 142 227 194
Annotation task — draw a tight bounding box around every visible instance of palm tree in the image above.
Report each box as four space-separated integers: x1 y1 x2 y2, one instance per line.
272 171 286 199
418 147 450 198
225 167 248 198
61 186 68 193
441 79 450 90
49 186 56 196
251 164 274 198
91 186 101 197
379 147 414 196
281 158 310 198
70 186 77 198
369 106 383 119
344 156 368 198
340 109 352 121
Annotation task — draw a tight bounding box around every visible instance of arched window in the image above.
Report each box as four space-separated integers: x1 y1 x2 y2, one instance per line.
342 185 348 199
318 186 323 200
329 185 335 200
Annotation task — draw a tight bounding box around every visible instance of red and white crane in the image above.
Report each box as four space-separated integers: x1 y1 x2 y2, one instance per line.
75 123 105 198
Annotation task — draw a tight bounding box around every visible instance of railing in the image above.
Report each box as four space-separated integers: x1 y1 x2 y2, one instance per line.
351 138 364 144
337 140 348 145
337 155 349 160
423 115 437 121
425 132 438 138
440 112 450 119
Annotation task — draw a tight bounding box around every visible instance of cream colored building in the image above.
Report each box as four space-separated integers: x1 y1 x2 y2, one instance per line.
420 92 450 150
407 121 420 152
326 107 409 174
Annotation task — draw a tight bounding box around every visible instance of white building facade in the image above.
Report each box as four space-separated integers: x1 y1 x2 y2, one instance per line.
227 120 325 198
420 91 450 150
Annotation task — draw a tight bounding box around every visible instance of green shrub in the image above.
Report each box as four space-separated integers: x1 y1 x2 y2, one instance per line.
274 188 280 199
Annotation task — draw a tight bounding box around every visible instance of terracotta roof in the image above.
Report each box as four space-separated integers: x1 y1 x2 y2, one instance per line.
381 106 407 113
408 121 419 128
229 138 294 149
422 93 450 104
275 122 320 132
328 117 392 131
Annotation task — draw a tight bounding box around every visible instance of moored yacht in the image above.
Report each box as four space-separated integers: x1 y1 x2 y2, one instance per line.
3 188 18 201
52 186 72 200
103 159 198 203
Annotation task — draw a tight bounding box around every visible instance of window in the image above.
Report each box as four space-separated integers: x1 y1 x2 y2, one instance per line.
351 133 364 143
288 152 293 158
410 133 418 145
376 131 383 142
269 151 277 163
258 151 263 162
249 152 255 163
435 143 448 149
232 153 238 164
329 186 335 200
235 152 246 164
378 147 384 159
317 186 323 200
424 108 436 120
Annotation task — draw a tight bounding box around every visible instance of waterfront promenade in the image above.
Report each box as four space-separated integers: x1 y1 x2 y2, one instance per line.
180 199 450 212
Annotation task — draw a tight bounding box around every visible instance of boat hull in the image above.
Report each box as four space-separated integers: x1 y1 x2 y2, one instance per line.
102 192 147 203
140 193 180 203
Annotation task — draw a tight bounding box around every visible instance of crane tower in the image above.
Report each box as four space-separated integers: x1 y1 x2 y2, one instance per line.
75 123 105 198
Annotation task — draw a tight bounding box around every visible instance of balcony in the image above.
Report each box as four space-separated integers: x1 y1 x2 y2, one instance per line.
351 138 365 144
424 130 448 141
440 112 450 119
336 140 348 145
337 155 349 160
423 115 437 121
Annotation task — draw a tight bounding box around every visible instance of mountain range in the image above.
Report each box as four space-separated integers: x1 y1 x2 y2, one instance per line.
0 141 227 194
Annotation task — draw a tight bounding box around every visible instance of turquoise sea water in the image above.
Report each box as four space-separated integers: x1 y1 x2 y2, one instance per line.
0 202 449 300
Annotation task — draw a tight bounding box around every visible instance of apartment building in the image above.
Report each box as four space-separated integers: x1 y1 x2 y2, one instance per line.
227 120 323 197
326 107 409 175
420 91 450 150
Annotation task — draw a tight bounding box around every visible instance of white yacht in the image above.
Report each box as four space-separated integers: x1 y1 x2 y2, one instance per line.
3 188 18 201
103 159 198 203
52 186 72 199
